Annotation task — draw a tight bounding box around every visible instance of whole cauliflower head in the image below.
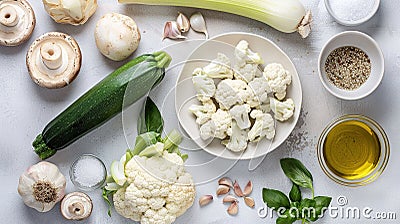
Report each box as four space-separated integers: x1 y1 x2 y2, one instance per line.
113 151 195 224
270 97 295 122
192 68 216 102
189 100 216 125
248 110 275 142
263 63 291 100
203 53 233 79
215 79 248 110
200 109 232 140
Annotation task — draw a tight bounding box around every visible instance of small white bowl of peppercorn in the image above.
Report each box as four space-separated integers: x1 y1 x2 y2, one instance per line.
318 31 384 100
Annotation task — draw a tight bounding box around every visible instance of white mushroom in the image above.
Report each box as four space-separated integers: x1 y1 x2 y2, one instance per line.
0 0 35 46
94 13 141 61
61 192 93 221
26 32 82 89
42 0 97 25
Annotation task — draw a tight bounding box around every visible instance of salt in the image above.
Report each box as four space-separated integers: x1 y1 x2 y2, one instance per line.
329 0 376 22
70 154 106 190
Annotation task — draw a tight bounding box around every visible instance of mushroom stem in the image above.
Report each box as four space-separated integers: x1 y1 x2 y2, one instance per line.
0 5 19 27
40 42 63 70
69 202 84 216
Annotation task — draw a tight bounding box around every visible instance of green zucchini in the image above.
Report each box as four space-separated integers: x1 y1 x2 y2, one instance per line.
33 51 172 159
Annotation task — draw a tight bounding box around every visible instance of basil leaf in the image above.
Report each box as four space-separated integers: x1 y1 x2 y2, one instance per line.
308 196 332 222
138 97 163 134
276 210 297 224
299 198 317 220
280 158 313 190
289 183 301 202
262 188 291 210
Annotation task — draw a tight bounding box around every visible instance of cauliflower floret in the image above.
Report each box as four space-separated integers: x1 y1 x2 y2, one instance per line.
189 100 216 125
114 151 196 224
199 109 232 140
248 110 275 142
270 97 295 122
246 77 272 107
235 40 264 67
224 121 249 152
199 120 216 140
263 63 291 100
233 63 259 83
192 68 216 102
203 53 233 79
215 79 248 110
229 104 251 130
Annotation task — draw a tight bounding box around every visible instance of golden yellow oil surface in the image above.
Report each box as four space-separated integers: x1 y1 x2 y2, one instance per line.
323 120 381 180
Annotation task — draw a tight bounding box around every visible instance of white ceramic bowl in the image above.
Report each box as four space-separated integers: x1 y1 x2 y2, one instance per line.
175 32 302 160
318 31 384 100
324 0 380 26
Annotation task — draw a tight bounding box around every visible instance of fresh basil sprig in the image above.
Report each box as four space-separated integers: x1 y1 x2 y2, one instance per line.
262 158 332 224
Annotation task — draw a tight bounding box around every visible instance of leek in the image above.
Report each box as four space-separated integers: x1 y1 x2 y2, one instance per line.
118 0 312 38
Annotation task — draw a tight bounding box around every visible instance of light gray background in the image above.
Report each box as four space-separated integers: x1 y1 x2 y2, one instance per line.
1 0 399 223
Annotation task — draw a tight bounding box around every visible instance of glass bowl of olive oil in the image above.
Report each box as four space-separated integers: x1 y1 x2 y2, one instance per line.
317 114 389 186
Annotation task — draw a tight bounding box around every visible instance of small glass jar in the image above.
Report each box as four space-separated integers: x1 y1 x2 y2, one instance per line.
317 114 389 186
70 154 107 191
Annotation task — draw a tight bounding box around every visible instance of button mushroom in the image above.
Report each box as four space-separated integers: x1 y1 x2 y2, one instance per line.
26 32 82 89
61 192 92 221
94 13 140 61
42 0 97 25
0 0 35 46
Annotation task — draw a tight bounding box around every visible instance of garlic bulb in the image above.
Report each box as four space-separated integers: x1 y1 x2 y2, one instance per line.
42 0 97 25
17 161 66 212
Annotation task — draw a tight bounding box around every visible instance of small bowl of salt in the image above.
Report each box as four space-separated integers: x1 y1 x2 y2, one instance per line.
70 154 107 191
325 0 380 26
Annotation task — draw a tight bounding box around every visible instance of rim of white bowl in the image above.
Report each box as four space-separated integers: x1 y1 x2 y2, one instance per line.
324 0 380 26
318 31 384 100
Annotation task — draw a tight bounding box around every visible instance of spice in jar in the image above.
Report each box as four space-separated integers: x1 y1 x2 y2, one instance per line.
324 46 371 90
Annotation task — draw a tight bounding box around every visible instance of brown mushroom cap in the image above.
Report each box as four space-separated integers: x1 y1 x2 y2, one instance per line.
26 32 82 89
0 0 35 46
60 192 93 221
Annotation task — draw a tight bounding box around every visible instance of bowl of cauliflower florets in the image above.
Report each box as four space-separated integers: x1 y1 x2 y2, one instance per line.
175 32 302 159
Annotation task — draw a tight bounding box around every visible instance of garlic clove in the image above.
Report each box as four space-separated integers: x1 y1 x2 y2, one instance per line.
223 195 238 203
163 21 186 40
199 195 213 207
216 184 230 196
243 181 253 196
218 177 233 188
190 12 208 39
176 12 190 33
233 180 244 197
227 201 239 215
244 197 255 208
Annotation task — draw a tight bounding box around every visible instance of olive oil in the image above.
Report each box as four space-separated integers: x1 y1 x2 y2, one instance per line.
323 120 381 180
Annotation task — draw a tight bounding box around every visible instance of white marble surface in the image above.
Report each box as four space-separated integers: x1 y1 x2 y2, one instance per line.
1 0 400 223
